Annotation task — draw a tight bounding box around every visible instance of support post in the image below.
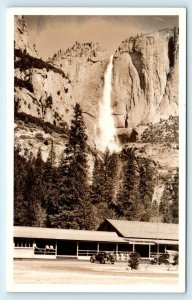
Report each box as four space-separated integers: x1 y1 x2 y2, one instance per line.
55 242 57 257
157 242 159 264
149 244 151 259
77 242 79 258
133 243 135 253
116 243 118 254
97 243 99 254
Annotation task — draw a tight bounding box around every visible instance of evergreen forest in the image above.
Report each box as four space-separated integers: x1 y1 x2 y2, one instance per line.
14 103 179 229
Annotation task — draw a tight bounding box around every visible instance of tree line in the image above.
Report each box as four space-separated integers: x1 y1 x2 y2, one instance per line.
14 103 179 229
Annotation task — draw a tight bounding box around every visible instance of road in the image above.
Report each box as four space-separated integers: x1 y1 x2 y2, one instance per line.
13 259 179 286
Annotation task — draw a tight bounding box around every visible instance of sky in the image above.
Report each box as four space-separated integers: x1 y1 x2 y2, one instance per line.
24 15 179 60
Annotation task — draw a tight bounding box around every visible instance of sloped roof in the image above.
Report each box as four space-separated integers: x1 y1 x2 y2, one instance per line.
99 219 178 241
14 226 126 243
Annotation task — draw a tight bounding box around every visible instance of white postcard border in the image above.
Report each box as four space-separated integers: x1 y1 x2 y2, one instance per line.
6 7 186 293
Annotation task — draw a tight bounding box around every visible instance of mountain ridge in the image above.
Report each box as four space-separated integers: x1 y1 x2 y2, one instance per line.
14 15 179 227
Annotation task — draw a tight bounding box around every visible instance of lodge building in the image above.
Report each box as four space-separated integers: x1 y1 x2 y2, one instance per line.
14 219 178 261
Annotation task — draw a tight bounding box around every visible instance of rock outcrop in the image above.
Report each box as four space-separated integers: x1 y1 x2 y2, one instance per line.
14 16 109 146
14 15 38 57
49 42 109 141
14 16 179 221
14 120 66 163
112 29 179 130
14 16 179 167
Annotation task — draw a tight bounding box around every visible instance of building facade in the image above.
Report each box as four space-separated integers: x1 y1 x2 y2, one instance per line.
13 219 178 261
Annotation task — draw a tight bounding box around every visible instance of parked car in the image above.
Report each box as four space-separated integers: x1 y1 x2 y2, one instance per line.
150 250 178 265
150 253 170 265
90 251 115 264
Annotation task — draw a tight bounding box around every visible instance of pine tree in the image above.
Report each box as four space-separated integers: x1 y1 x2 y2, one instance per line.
42 140 60 227
33 149 47 226
90 150 119 226
51 103 95 229
170 168 179 223
139 159 156 221
14 148 30 225
102 149 119 207
116 148 144 221
90 155 105 205
159 168 179 224
14 148 46 227
159 189 173 223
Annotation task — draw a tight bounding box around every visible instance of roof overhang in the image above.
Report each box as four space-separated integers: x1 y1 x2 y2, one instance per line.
14 226 128 243
126 239 155 245
154 239 178 245
103 219 178 240
125 238 178 245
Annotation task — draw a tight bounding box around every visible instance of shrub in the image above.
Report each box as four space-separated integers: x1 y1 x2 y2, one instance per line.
118 133 129 144
141 116 179 144
35 133 44 142
129 129 138 142
14 49 67 78
15 111 68 135
45 96 53 109
128 252 140 270
173 253 179 266
14 76 34 93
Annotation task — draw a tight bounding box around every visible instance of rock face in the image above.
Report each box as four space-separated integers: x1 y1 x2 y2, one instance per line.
14 15 38 57
14 16 109 147
14 16 179 166
49 42 109 142
112 29 179 129
14 16 179 220
14 120 66 163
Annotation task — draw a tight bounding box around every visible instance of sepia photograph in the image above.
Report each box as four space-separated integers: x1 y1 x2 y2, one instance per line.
6 7 186 292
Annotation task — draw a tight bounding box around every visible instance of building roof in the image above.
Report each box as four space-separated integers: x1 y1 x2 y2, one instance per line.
126 238 178 245
14 226 127 243
98 219 178 241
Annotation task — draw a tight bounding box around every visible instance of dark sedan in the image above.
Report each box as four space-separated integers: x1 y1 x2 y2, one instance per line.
90 251 115 264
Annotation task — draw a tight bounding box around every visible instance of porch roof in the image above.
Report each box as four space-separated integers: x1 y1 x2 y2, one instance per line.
14 226 127 243
100 219 178 241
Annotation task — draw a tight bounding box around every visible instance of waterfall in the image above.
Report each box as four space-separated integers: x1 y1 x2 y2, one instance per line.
152 184 165 206
96 55 121 153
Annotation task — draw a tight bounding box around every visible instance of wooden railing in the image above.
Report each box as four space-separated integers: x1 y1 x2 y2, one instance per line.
34 247 56 255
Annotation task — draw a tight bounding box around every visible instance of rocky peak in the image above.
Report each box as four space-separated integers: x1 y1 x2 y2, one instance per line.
14 16 179 163
50 41 106 64
14 17 109 147
112 28 179 131
14 15 38 58
14 18 179 226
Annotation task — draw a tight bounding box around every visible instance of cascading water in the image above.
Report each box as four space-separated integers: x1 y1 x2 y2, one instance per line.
152 184 164 206
96 55 121 153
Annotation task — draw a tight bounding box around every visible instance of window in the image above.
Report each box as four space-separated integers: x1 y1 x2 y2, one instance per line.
14 238 33 247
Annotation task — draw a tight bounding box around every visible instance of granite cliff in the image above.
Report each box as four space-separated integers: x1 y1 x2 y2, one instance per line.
14 16 179 225
112 29 179 136
14 15 179 170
